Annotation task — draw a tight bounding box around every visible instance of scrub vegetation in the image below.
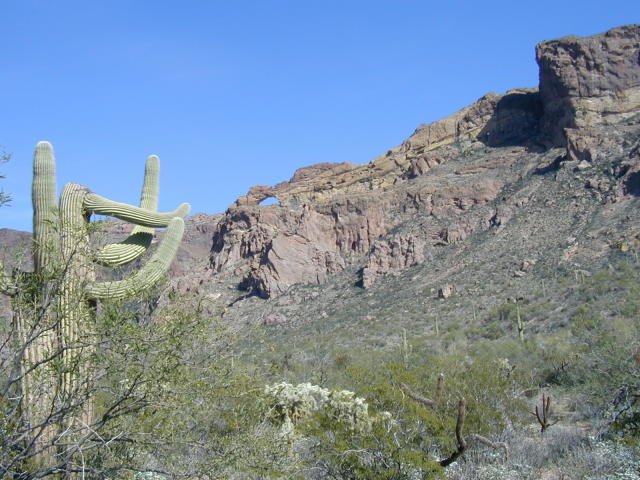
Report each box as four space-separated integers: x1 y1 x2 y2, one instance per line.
2 245 638 478
0 144 638 479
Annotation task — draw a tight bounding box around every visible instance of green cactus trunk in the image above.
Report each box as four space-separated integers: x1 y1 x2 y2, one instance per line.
16 141 189 475
19 142 61 467
58 182 95 432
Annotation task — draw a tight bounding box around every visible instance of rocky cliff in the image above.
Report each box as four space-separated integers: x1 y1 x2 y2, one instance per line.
191 24 640 303
537 24 640 146
2 25 640 329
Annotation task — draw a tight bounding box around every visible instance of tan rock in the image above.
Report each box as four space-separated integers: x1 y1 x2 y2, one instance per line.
438 285 454 299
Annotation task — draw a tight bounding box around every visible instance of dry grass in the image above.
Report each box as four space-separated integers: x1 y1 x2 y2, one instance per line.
446 425 639 480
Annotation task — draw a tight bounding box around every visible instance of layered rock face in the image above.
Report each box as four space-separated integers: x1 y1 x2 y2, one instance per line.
207 99 521 298
200 24 640 299
211 156 505 297
2 25 639 312
537 24 640 146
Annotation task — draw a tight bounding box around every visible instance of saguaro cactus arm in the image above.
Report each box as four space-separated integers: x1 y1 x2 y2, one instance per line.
95 155 160 267
95 232 156 266
86 217 185 300
137 154 160 211
84 193 189 227
32 141 58 274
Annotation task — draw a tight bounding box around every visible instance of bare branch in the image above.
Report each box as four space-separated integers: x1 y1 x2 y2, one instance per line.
439 398 467 467
399 373 444 410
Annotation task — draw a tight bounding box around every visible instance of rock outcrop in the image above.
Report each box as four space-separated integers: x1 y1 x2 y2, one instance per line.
210 199 389 298
210 164 504 297
537 24 640 146
362 234 426 288
200 25 640 298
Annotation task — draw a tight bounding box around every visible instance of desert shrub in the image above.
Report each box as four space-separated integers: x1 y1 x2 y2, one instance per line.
271 379 442 480
0 290 293 479
537 260 640 440
333 351 352 370
565 314 639 438
448 425 640 480
280 345 532 479
302 411 442 480
98 300 295 479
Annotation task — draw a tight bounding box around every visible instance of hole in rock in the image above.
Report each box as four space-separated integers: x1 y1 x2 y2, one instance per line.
259 196 280 206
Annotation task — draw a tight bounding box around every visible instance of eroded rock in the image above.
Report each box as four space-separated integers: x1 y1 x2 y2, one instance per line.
537 24 640 146
361 235 426 289
201 25 640 298
438 284 454 299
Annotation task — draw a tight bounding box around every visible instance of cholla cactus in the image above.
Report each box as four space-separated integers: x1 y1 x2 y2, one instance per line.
263 382 391 438
12 141 189 467
264 382 326 429
325 389 372 428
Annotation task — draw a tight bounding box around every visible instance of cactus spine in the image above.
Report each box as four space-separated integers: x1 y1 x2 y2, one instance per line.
17 141 189 470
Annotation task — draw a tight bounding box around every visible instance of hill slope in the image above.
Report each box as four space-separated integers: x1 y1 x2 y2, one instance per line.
3 25 640 332
2 24 640 480
160 25 640 333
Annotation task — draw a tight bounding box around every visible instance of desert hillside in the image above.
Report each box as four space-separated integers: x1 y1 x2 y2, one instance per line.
176 24 640 331
1 24 639 480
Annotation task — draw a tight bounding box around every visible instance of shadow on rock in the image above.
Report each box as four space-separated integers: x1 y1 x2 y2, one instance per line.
477 90 543 148
624 171 640 196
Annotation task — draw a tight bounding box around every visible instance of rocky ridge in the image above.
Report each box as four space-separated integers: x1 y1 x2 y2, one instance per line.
190 24 639 301
2 25 640 329
537 24 640 146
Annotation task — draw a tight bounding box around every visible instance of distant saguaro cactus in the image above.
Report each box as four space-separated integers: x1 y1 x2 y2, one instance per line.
13 141 189 470
533 393 556 433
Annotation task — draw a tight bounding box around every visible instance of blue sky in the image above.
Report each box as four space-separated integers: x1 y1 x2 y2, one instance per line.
1 1 637 231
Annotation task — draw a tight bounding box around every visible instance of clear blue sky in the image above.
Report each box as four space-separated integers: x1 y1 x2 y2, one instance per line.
1 1 637 231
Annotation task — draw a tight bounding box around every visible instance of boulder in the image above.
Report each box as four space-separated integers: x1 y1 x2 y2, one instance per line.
438 284 454 299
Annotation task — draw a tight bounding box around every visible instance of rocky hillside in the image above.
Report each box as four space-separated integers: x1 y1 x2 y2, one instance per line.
2 25 640 333
164 24 640 325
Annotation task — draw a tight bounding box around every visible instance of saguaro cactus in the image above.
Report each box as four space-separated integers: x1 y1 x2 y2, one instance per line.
533 393 556 433
16 141 189 470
